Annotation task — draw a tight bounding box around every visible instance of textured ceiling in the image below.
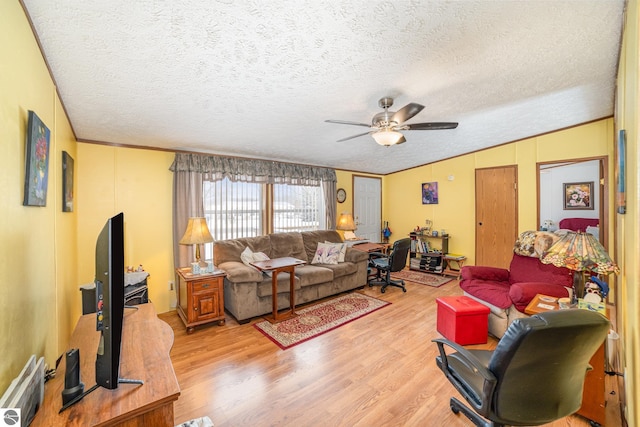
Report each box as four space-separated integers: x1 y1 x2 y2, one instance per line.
22 0 624 174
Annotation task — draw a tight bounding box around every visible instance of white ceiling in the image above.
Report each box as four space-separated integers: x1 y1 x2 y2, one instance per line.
22 0 624 175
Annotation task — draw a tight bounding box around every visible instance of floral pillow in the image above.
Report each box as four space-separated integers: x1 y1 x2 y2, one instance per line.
311 242 341 265
324 241 347 262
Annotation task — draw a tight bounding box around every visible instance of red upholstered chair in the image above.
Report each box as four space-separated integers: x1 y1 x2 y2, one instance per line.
558 217 599 232
459 253 573 338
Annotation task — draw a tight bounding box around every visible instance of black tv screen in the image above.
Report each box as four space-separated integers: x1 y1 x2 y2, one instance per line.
94 212 124 389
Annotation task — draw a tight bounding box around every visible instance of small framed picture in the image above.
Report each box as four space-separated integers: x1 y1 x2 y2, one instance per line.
422 182 438 204
23 111 51 206
62 151 74 212
563 182 594 210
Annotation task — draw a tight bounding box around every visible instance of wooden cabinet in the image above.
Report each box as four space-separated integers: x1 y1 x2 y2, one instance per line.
409 232 449 273
175 268 226 333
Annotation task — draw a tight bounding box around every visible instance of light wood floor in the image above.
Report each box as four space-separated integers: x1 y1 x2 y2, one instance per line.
160 278 623 427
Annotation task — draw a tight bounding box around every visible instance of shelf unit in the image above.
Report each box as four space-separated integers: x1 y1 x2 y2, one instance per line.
409 232 449 274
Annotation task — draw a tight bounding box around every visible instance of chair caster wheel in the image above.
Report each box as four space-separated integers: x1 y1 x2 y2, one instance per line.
402 288 407 292
450 403 459 414
381 288 386 293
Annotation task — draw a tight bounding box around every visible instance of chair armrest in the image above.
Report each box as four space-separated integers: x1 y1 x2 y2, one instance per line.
460 265 510 282
432 338 496 382
509 282 570 311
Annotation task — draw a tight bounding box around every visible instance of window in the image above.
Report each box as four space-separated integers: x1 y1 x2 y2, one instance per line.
273 183 325 233
202 178 324 259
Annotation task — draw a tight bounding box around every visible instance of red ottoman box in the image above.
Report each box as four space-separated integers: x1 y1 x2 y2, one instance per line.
436 296 490 345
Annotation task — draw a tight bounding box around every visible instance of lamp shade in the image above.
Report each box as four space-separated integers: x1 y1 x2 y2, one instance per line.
336 213 356 231
372 129 404 146
179 217 214 245
540 231 619 275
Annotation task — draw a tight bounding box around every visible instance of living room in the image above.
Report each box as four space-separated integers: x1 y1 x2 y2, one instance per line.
1 1 638 426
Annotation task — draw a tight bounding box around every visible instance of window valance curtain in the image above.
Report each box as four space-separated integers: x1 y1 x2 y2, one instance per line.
171 153 337 269
170 153 337 186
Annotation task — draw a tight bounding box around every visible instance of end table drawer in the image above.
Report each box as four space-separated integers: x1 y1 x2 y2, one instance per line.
192 280 220 293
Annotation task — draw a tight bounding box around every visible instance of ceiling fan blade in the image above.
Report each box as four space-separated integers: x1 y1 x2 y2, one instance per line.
395 135 407 145
391 103 424 124
404 122 459 130
325 119 371 128
336 131 373 142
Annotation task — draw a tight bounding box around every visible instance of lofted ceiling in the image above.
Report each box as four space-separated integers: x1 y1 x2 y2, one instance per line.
22 1 625 175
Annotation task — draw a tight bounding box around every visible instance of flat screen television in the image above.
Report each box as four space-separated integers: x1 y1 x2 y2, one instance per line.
94 212 125 389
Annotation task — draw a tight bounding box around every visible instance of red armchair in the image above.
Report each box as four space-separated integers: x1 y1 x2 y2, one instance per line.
460 253 573 338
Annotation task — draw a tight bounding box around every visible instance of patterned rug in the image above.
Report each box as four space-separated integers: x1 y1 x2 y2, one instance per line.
390 269 453 287
254 293 390 350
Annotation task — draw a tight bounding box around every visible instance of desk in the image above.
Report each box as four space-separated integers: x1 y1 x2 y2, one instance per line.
31 303 180 426
251 257 306 323
351 242 388 253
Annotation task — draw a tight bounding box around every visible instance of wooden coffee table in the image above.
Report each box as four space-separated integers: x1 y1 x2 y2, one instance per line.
250 257 306 323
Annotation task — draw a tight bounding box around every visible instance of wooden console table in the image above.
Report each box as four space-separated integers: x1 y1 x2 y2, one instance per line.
251 257 306 323
31 303 180 427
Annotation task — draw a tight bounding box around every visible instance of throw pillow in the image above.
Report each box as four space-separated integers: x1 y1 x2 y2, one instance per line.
311 242 341 265
324 241 347 262
240 247 270 266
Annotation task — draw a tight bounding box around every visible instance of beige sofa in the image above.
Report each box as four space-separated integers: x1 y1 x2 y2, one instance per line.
213 230 369 323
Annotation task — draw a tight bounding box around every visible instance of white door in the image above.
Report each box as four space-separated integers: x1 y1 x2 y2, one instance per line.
354 176 381 241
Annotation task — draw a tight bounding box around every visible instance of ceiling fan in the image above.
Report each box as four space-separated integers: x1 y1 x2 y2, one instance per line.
325 97 458 146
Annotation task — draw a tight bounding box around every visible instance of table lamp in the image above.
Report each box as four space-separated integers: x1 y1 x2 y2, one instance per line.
179 217 214 266
336 213 357 240
540 231 619 302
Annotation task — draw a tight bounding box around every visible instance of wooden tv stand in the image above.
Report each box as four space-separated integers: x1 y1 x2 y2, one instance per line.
31 303 180 427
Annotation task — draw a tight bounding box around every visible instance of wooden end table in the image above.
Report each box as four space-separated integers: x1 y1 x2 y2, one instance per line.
250 257 306 323
524 293 559 315
175 267 226 333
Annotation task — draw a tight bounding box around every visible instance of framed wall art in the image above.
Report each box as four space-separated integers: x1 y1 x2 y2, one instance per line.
422 182 438 204
23 111 51 206
616 129 626 214
563 181 594 210
62 151 74 212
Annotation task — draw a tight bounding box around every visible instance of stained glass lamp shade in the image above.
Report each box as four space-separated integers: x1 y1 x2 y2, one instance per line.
541 231 618 299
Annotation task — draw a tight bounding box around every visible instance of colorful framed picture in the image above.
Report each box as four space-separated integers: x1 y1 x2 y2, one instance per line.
563 182 594 210
23 111 50 206
62 151 74 212
616 129 626 214
422 182 438 204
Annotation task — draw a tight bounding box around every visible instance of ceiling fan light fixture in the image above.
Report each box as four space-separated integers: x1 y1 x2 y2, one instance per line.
372 129 404 146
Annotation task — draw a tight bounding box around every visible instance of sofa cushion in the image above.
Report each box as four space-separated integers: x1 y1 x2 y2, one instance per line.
268 232 308 261
301 230 343 262
311 242 341 264
240 246 270 267
313 261 358 279
508 254 573 287
294 265 334 287
509 282 570 312
256 272 302 297
324 241 347 262
459 279 512 309
214 235 272 265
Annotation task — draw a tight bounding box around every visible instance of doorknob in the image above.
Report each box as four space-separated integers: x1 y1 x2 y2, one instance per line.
478 222 483 226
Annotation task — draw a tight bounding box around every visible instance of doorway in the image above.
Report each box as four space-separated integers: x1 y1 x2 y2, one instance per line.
475 166 518 268
353 176 382 241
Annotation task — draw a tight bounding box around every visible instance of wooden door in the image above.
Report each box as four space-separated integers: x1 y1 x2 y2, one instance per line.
475 166 518 268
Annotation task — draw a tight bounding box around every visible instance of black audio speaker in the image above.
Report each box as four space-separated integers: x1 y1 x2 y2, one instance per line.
61 348 84 405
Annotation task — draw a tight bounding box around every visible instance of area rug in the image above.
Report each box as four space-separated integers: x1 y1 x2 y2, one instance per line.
390 269 453 287
254 293 390 350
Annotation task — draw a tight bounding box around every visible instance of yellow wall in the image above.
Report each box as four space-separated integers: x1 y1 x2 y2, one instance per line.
383 119 613 264
0 2 77 391
76 145 175 312
616 0 639 424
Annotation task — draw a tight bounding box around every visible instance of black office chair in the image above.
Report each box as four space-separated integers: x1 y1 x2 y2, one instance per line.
368 238 411 293
433 309 609 427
